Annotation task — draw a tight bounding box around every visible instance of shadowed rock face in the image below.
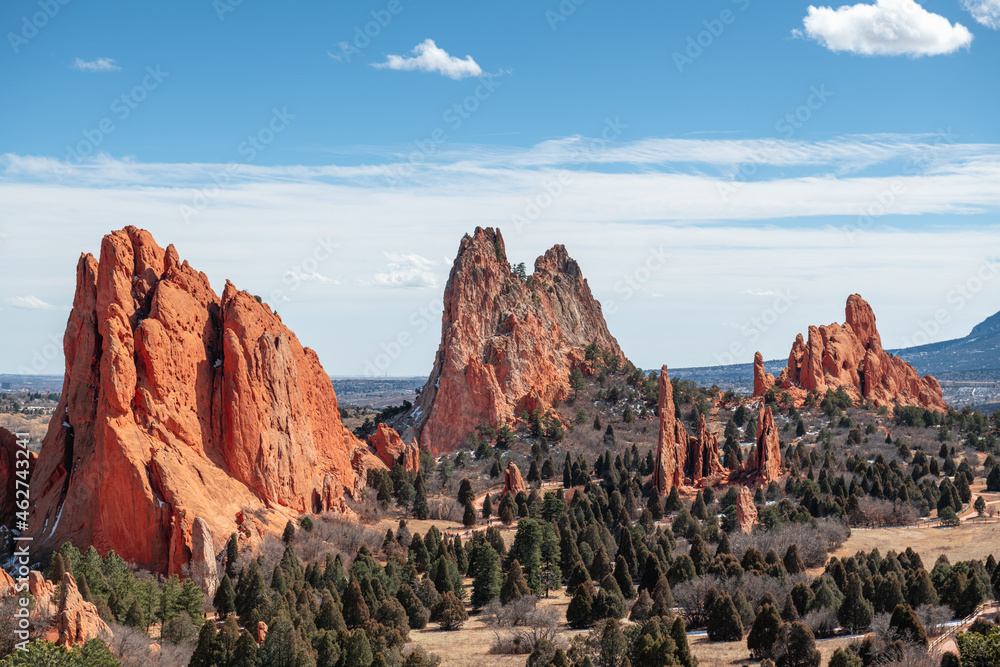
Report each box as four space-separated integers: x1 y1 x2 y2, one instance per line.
28 227 378 575
0 427 33 535
774 294 947 412
753 352 775 397
746 404 781 486
404 227 626 454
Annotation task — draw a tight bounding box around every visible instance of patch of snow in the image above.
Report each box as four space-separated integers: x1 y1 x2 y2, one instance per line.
62 421 71 428
214 359 222 368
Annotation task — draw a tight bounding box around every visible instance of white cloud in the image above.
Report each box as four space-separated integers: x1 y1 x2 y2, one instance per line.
795 0 973 56
373 253 440 288
372 39 482 80
285 270 335 284
72 57 121 72
6 295 58 310
961 0 1000 28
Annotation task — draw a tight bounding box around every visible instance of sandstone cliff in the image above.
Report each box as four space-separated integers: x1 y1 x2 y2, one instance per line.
28 227 378 575
773 295 946 412
403 227 626 454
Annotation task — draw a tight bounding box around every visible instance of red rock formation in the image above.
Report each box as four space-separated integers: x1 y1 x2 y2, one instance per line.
189 517 219 597
502 461 527 497
403 228 627 454
688 414 726 485
745 404 781 486
28 227 380 575
0 568 15 596
54 573 112 646
256 621 269 644
653 366 686 495
736 487 758 533
753 352 775 397
775 295 946 412
367 423 420 474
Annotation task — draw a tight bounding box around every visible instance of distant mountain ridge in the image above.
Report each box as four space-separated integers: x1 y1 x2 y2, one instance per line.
889 310 1000 375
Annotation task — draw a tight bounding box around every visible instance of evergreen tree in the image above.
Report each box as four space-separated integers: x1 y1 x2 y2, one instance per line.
396 583 429 630
125 600 146 629
341 629 373 667
413 476 430 520
567 583 595 628
457 478 475 506
647 489 663 520
282 520 296 544
828 648 861 667
189 619 220 667
232 628 261 667
225 533 240 580
748 603 782 659
482 493 493 521
77 573 93 603
671 616 696 667
430 591 468 630
471 542 502 607
213 574 237 618
783 544 805 575
501 559 530 604
316 590 346 631
343 578 371 628
463 500 477 527
707 592 745 641
837 573 873 634
50 554 66 583
613 556 635 600
888 604 927 646
777 622 821 667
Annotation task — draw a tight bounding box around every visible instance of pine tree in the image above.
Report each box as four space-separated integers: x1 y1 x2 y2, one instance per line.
888 604 927 646
567 582 595 628
125 600 146 629
783 544 805 575
77 573 93 603
316 589 346 631
837 573 873 634
471 542 502 607
430 591 468 630
463 500 477 527
647 489 663 520
779 622 821 667
828 649 862 667
482 493 493 521
389 586 423 632
413 476 430 520
50 554 66 583
343 578 371 628
457 478 475 506
707 592 744 641
213 574 236 618
671 616 696 667
232 628 260 667
281 520 295 544
225 533 240 580
747 603 782 659
501 559 530 604
189 619 220 667
613 556 635 600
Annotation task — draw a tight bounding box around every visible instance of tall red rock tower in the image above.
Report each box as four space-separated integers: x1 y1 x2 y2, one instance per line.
27 227 377 574
403 227 627 454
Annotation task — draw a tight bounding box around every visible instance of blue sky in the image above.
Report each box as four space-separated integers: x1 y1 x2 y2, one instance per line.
1 0 999 376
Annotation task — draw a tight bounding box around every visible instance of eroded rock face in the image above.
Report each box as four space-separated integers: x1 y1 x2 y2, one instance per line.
502 461 527 497
404 228 627 454
775 295 946 412
736 487 758 533
688 414 726 485
190 517 219 598
753 352 775 398
55 573 112 646
367 423 420 474
28 227 379 575
746 404 782 486
653 366 686 495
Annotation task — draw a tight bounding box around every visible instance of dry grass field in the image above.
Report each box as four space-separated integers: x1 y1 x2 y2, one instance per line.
831 517 1000 566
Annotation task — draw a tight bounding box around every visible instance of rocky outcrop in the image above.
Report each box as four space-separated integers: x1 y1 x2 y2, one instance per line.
256 621 269 644
736 487 758 533
745 405 781 486
189 518 219 598
753 352 775 397
502 461 527 497
653 366 726 493
687 414 726 485
28 227 381 575
367 423 420 474
403 228 627 454
653 366 685 495
0 569 15 596
55 573 112 646
775 295 946 412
